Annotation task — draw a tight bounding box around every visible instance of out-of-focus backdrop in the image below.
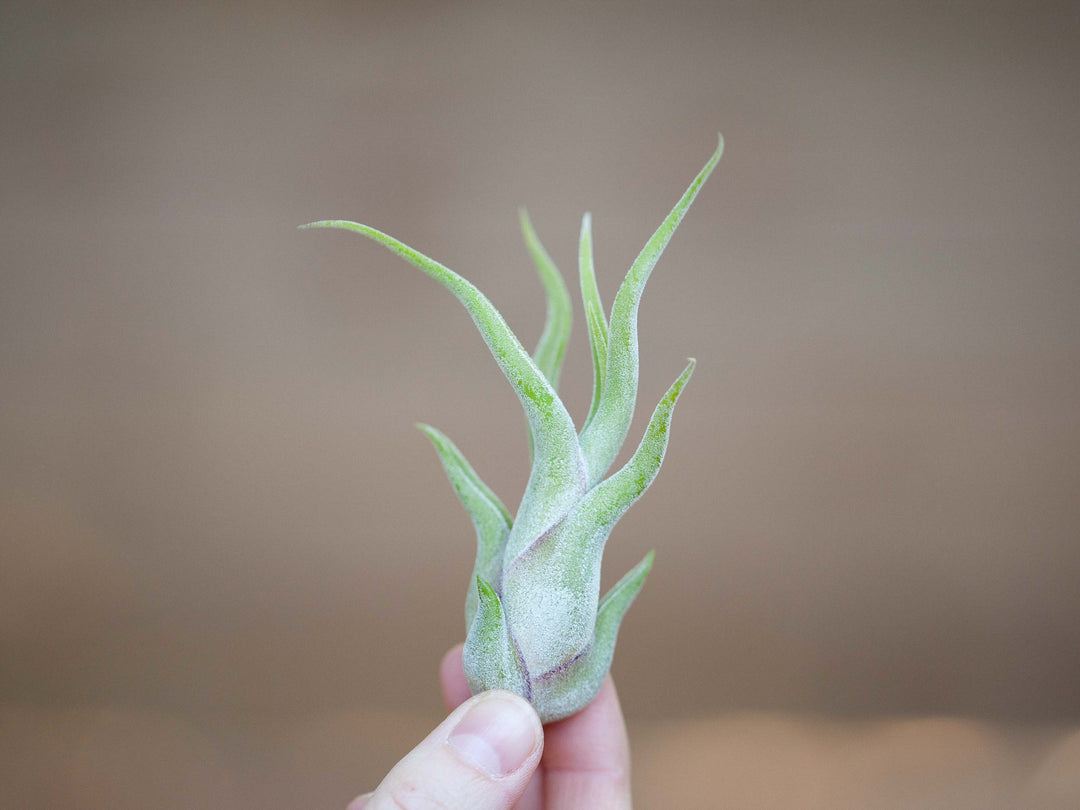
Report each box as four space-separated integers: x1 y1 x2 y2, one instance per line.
3 2 1079 807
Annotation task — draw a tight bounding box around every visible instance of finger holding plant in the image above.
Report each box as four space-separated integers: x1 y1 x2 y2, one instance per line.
302 134 723 722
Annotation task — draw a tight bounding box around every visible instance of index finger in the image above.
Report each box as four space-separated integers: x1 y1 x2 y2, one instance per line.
541 676 632 809
440 644 472 710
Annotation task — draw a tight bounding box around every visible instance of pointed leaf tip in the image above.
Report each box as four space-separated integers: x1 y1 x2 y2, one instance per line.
463 574 528 698
519 207 572 393
417 422 511 630
600 549 655 613
579 209 609 434
557 356 695 553
476 574 496 600
578 140 720 486
298 220 344 230
309 217 586 556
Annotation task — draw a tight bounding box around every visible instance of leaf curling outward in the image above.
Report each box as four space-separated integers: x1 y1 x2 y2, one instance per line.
415 423 510 628
301 134 721 722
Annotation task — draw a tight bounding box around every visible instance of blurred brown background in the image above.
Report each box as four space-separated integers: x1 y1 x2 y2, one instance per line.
3 1 1079 807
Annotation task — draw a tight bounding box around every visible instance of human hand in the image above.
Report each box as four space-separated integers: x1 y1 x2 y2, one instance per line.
347 644 632 809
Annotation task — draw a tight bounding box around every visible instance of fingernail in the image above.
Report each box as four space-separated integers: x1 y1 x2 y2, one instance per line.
447 692 540 777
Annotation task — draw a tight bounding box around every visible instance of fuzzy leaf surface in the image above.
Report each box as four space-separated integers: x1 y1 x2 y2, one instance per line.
462 577 528 698
578 135 722 487
502 360 694 676
417 423 511 628
300 220 587 559
519 208 572 392
578 211 609 434
530 550 653 721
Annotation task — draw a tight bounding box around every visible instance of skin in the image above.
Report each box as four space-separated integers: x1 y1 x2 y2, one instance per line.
348 644 632 809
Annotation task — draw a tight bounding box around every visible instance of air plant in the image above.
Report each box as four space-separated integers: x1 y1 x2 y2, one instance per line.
301 134 722 722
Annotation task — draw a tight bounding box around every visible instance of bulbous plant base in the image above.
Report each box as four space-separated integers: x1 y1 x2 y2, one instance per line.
463 550 654 722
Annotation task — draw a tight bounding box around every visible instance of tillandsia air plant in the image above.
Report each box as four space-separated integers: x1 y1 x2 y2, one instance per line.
301 134 723 722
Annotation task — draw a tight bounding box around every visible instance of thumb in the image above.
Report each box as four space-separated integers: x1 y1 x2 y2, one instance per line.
350 690 543 810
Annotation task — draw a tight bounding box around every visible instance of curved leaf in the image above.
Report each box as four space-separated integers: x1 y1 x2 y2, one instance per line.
576 358 695 530
519 207 572 392
299 220 587 559
578 212 609 434
463 576 528 698
416 423 511 628
578 134 722 486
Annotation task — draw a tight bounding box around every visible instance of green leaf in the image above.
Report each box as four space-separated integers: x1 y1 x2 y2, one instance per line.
299 220 587 563
462 576 528 698
597 548 655 622
578 358 696 529
519 207 572 392
502 360 694 677
578 212 609 434
416 423 511 629
578 134 722 487
529 550 654 722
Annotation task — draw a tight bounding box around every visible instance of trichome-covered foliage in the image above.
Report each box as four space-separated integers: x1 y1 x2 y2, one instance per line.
302 135 722 721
